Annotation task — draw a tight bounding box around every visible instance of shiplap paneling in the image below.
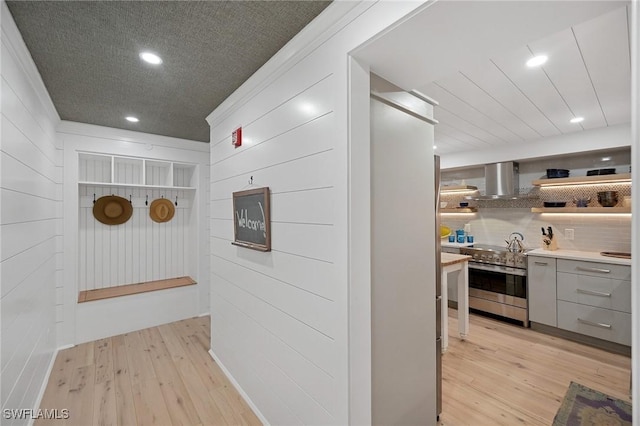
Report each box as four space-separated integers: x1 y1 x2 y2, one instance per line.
434 72 540 141
491 46 577 134
211 238 337 302
459 61 561 140
211 292 337 424
209 43 346 426
1 3 60 422
61 123 209 346
78 185 193 291
426 83 522 143
206 3 442 423
572 6 631 127
206 5 428 424
528 28 607 130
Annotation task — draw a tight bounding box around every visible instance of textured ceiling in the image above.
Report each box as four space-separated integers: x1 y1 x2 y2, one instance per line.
6 1 331 142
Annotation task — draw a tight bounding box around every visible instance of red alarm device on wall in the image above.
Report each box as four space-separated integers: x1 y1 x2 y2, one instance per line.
232 127 242 147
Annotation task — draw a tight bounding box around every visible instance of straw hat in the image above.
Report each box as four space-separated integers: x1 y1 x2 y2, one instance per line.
149 198 175 223
93 195 133 225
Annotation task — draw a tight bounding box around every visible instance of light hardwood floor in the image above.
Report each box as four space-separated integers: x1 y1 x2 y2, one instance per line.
36 316 260 426
37 312 630 425
441 308 631 425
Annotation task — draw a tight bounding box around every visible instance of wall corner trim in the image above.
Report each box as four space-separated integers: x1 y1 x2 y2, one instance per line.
208 349 270 426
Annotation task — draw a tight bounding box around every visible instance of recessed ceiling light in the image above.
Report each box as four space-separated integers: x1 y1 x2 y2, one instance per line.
433 145 438 150
139 51 162 65
526 55 548 67
125 116 139 123
569 116 584 123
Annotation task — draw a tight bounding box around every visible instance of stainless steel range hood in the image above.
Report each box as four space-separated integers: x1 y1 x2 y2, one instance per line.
470 162 522 200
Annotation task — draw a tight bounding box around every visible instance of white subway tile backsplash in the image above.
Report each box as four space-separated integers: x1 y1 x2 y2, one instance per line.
442 208 631 253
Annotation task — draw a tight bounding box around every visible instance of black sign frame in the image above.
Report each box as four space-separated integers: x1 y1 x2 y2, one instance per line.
232 187 271 252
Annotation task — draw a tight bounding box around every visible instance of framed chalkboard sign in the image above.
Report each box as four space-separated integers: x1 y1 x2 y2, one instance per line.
232 187 271 251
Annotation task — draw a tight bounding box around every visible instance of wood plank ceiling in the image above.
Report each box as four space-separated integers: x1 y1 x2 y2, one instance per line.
421 6 631 155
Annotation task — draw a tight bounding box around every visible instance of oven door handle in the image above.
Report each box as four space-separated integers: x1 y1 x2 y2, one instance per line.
468 262 527 277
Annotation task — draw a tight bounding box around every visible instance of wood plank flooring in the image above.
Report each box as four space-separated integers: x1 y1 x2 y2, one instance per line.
440 308 631 425
36 316 260 426
37 311 630 425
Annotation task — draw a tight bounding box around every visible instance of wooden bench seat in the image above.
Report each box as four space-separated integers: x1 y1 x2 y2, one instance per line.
78 276 196 303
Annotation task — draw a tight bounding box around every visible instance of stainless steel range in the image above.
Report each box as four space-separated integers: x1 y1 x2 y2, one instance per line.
459 243 530 326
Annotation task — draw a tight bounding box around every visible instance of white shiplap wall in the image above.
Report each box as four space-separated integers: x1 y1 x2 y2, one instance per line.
78 186 193 290
210 75 341 426
60 122 210 345
1 2 61 422
207 2 427 424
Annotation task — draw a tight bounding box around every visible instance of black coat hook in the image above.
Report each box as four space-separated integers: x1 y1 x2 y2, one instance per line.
129 194 132 204
93 193 96 204
175 196 178 206
145 195 148 206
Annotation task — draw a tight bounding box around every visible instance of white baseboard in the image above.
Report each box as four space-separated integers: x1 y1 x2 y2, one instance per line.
208 349 269 426
27 347 59 426
198 312 210 318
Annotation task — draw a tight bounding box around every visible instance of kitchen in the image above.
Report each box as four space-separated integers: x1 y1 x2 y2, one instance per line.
360 1 634 424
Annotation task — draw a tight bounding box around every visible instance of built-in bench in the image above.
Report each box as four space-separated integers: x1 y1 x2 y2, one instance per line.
78 276 197 303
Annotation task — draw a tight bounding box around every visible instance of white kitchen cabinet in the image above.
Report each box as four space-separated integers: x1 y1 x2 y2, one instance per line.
557 273 631 313
528 256 557 327
557 300 631 346
555 259 631 346
528 253 631 348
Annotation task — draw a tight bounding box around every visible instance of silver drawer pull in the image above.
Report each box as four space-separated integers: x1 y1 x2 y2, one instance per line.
577 318 612 329
576 266 611 274
577 288 612 297
534 261 548 266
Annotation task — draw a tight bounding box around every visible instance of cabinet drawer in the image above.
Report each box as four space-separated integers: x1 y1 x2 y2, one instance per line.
557 272 631 313
557 259 630 280
557 300 631 346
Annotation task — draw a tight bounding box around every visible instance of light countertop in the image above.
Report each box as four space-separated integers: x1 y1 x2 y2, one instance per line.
527 248 632 266
441 253 472 267
441 241 474 248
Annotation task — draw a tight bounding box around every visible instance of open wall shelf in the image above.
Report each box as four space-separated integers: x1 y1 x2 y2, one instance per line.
440 185 478 193
532 173 631 187
441 207 478 213
79 153 197 189
531 207 631 214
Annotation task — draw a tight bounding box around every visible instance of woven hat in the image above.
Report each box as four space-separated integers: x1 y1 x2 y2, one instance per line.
149 198 175 223
93 195 133 225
